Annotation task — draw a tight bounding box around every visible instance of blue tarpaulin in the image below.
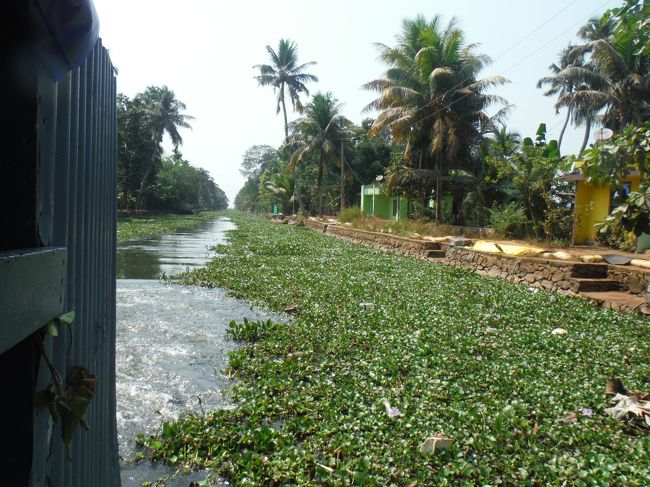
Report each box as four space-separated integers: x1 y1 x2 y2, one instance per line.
32 0 100 81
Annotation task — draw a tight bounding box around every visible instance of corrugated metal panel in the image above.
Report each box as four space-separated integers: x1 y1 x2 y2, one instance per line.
33 39 120 487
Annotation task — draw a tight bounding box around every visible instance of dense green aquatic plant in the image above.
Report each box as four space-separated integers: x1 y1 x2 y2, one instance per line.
117 211 220 242
226 318 280 343
144 211 650 485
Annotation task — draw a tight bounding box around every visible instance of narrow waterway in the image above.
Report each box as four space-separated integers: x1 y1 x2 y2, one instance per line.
116 217 281 486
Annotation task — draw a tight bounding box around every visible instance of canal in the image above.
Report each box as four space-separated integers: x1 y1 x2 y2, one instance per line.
116 217 281 486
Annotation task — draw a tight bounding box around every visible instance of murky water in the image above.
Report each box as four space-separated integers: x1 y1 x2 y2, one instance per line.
116 217 282 486
117 218 236 279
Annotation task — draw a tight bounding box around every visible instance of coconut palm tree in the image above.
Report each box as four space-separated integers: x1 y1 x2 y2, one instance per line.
287 92 351 217
363 15 508 223
133 86 193 209
583 22 650 131
562 13 649 140
254 39 319 211
537 44 585 150
141 85 193 148
260 170 295 213
490 125 521 158
254 39 318 139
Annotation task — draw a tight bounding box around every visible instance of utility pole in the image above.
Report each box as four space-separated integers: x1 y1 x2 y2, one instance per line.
340 142 345 215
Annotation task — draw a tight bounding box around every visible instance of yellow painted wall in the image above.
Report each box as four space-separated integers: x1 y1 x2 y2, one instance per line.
573 174 641 244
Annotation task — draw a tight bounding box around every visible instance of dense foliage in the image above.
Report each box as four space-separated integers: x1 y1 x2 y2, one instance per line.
539 0 649 156
144 213 650 484
150 150 228 211
235 125 396 215
118 86 227 211
579 123 650 243
489 124 573 241
581 123 650 184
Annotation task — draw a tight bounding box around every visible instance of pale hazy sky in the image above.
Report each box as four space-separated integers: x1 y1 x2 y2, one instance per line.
93 0 614 205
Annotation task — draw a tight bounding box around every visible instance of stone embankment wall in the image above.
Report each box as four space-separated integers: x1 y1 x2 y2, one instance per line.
445 246 579 294
303 219 328 232
608 266 650 294
302 221 650 302
327 225 438 259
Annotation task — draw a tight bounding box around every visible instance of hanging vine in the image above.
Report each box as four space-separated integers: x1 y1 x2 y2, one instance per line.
33 311 96 457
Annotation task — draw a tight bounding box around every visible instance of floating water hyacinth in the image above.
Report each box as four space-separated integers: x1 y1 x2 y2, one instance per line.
154 212 650 484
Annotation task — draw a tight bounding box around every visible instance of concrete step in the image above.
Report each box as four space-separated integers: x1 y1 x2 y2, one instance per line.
571 277 620 292
421 241 441 250
581 291 648 314
426 249 447 259
570 263 609 278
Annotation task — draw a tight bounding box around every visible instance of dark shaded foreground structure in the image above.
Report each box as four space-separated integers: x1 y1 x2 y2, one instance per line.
0 1 120 485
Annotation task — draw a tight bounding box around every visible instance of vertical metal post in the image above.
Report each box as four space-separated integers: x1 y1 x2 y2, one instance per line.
395 193 400 221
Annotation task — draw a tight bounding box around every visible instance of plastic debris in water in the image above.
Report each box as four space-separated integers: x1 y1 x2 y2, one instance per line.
604 393 650 427
420 434 453 454
551 328 568 335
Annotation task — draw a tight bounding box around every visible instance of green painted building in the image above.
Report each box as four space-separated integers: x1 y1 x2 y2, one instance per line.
360 184 409 220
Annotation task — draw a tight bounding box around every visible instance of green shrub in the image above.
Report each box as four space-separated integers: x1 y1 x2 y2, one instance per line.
338 206 365 223
542 204 574 244
595 220 637 251
380 219 433 237
407 202 436 221
489 202 529 238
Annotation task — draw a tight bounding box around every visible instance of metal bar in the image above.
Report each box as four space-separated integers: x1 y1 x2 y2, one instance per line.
0 248 66 355
48 70 72 487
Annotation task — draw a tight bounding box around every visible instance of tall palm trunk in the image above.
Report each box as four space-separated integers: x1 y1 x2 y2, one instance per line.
579 118 592 156
280 86 304 213
136 167 152 210
451 186 465 226
317 150 325 217
434 160 441 224
477 190 485 227
557 107 571 151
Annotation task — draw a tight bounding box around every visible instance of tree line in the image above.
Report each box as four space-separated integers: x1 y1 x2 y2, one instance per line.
117 86 228 212
236 0 648 244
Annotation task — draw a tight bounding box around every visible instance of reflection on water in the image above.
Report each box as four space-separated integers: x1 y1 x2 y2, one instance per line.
116 217 284 486
117 217 235 279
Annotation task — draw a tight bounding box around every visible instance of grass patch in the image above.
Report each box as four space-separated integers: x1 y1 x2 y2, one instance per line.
117 211 220 242
338 206 365 223
145 211 650 484
342 213 460 239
